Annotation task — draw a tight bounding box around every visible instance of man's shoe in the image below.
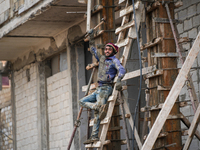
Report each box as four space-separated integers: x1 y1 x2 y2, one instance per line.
99 103 109 120
83 136 99 144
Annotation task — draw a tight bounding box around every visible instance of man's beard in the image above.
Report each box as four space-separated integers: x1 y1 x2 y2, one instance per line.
105 53 114 57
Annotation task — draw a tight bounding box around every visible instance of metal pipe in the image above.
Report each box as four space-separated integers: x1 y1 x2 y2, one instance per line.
67 68 96 150
86 0 91 31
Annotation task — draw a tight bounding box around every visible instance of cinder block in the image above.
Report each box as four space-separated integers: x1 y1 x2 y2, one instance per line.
62 85 69 93
188 5 197 18
177 23 183 33
197 3 200 14
63 77 69 85
193 15 200 27
188 28 198 39
178 9 187 20
63 101 68 108
184 18 193 31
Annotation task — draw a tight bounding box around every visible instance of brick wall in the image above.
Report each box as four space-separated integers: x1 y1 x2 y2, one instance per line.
47 69 73 150
175 0 200 149
14 64 38 150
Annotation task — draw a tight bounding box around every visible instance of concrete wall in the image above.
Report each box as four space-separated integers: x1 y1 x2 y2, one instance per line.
47 69 73 150
175 0 200 149
14 64 38 150
0 0 41 25
0 88 12 150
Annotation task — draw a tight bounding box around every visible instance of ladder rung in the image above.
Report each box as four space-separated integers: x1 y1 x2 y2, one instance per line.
115 38 129 48
85 141 101 148
115 20 135 35
89 117 110 126
119 1 140 17
118 0 126 4
85 140 111 148
108 95 117 101
140 37 163 50
84 5 103 18
84 30 104 42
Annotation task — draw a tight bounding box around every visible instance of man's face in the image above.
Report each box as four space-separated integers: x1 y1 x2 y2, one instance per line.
104 46 113 57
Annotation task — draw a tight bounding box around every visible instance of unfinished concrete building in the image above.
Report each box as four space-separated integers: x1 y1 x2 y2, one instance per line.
0 0 200 150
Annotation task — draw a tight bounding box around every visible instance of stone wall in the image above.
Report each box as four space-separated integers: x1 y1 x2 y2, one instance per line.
47 69 73 150
14 63 38 150
175 0 200 149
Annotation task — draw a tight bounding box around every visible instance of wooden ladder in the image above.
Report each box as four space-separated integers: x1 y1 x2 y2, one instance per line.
84 1 144 149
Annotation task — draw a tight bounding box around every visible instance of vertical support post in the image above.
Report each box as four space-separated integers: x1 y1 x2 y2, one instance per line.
145 0 182 149
10 70 17 150
86 0 92 31
36 61 49 150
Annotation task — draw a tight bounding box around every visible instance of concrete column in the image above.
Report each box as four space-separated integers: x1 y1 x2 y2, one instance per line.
36 61 49 150
10 70 17 150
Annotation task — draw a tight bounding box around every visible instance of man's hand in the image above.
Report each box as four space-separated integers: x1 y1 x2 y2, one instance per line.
116 78 122 91
89 29 95 47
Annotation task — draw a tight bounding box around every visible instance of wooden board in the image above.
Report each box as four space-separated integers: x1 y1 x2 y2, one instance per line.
141 32 200 150
183 104 200 150
82 65 157 92
115 20 135 35
119 1 140 17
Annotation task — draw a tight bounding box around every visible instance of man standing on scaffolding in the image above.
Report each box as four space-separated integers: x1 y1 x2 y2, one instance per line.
79 30 126 144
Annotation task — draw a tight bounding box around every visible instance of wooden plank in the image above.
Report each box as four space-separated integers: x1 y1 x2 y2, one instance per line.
82 65 157 92
85 140 111 148
119 1 140 17
151 52 179 58
146 70 163 78
118 0 125 4
140 37 163 50
84 30 104 42
82 82 98 92
183 104 200 150
141 32 200 150
89 117 110 126
121 65 157 81
174 1 183 9
115 20 135 35
85 141 101 148
146 1 160 13
157 85 171 91
115 38 129 48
